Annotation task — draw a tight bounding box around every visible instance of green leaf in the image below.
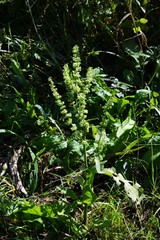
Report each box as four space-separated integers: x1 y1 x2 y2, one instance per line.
113 173 144 204
0 129 25 142
28 148 39 194
124 181 140 202
93 85 112 99
67 139 82 156
122 39 141 54
133 26 141 34
95 157 115 177
11 86 25 105
92 218 110 228
57 186 78 200
22 205 43 216
84 167 96 188
82 168 97 206
41 204 56 218
34 104 46 118
116 117 135 138
122 133 154 153
153 107 160 115
143 147 160 168
118 98 130 110
28 147 36 161
100 167 116 177
0 129 17 135
11 202 56 220
95 158 102 173
82 185 97 206
139 18 148 24
88 50 100 56
11 59 26 84
135 89 150 104
91 125 98 138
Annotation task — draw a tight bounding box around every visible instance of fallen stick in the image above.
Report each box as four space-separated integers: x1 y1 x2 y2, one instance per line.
8 146 28 197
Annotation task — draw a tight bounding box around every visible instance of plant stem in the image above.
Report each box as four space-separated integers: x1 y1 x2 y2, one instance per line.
83 132 88 169
83 130 89 226
83 204 88 226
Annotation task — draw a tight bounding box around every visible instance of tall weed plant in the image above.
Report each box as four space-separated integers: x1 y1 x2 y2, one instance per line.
0 1 160 238
48 45 147 226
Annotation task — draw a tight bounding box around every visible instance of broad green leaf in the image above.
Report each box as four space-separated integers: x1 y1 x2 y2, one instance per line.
124 181 144 204
84 167 96 188
152 91 159 98
57 140 67 150
11 200 71 220
139 18 148 24
94 129 110 159
11 202 56 220
22 205 43 216
113 173 144 204
116 117 135 138
82 168 97 206
82 185 97 206
41 204 56 218
96 163 144 204
95 129 110 144
118 98 130 110
67 139 82 156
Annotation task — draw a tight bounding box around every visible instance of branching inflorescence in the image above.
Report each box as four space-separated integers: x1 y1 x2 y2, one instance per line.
49 45 94 133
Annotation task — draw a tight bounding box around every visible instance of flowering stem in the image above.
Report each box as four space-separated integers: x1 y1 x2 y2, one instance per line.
83 130 88 226
83 131 88 169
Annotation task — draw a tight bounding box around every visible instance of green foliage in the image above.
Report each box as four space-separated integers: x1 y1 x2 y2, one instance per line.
0 1 160 239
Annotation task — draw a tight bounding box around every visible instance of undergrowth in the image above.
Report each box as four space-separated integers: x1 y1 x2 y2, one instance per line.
0 1 160 239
